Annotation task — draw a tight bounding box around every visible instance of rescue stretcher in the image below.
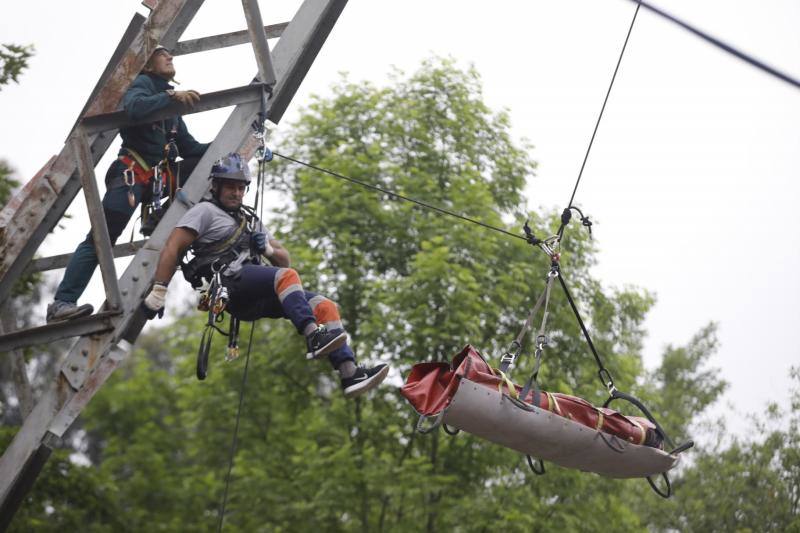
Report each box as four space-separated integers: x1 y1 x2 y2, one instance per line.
402 345 683 480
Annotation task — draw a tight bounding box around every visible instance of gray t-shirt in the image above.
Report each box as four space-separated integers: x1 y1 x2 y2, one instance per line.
177 201 270 277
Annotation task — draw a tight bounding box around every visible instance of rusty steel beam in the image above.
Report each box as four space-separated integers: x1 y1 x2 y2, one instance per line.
0 0 204 307
0 304 33 417
0 156 57 284
0 311 119 354
81 83 267 134
72 131 122 311
172 22 288 56
242 0 278 86
25 240 147 275
67 13 147 142
0 0 348 524
85 2 195 117
0 434 56 532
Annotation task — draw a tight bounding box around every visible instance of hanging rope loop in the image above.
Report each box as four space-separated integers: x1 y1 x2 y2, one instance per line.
557 205 594 241
523 219 541 246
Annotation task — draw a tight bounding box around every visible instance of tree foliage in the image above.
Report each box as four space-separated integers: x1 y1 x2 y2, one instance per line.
7 58 796 531
0 43 34 89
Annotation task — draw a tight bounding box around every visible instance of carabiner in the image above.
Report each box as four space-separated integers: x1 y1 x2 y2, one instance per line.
123 166 136 208
122 166 135 187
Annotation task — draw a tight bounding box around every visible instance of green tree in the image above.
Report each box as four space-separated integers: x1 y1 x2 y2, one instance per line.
12 58 736 531
640 367 800 532
0 43 34 89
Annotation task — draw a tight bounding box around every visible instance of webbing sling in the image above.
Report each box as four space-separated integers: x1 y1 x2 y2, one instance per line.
499 267 557 374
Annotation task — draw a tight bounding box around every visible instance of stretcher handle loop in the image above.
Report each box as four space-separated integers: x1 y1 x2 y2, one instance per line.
669 439 695 455
416 411 445 434
603 388 675 450
647 473 672 499
443 423 460 436
526 455 545 476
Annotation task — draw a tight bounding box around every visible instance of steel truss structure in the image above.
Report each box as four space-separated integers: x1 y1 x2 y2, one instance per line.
0 0 346 526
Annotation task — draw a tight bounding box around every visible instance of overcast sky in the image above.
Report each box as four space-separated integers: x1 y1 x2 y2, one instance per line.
1 0 798 438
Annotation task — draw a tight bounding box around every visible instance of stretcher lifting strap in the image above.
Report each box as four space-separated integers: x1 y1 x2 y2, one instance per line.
499 267 557 374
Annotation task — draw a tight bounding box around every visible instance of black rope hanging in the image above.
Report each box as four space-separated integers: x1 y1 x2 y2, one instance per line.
217 322 256 532
628 0 800 90
556 3 640 239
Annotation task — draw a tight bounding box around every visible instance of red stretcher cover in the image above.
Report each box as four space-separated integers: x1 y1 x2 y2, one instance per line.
402 345 661 449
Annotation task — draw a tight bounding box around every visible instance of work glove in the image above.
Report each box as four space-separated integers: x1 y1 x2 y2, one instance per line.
142 282 167 319
168 89 200 107
251 232 274 257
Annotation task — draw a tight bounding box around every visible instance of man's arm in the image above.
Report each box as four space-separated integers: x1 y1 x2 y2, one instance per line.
123 75 201 120
154 227 197 284
267 239 290 267
123 75 171 120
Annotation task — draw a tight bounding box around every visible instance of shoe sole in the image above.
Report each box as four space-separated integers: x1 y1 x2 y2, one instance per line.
46 305 94 324
344 364 390 399
305 332 347 360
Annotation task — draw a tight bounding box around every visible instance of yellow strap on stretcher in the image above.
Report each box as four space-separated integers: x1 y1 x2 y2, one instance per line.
496 370 519 400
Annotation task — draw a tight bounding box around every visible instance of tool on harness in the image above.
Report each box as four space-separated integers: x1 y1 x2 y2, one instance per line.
227 317 241 362
123 165 137 208
196 262 232 380
141 121 181 236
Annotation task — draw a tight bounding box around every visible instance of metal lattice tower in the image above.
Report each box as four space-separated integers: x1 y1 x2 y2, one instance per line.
0 0 347 526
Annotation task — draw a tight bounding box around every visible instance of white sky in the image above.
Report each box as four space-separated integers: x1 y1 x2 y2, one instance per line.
1 0 798 438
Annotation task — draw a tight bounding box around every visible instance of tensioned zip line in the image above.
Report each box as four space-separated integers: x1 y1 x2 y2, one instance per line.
214 1 796 525
273 0 799 243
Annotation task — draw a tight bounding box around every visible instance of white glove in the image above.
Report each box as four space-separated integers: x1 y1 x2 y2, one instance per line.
264 241 275 258
144 283 168 311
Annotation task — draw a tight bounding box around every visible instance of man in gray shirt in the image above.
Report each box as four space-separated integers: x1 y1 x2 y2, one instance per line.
142 153 389 398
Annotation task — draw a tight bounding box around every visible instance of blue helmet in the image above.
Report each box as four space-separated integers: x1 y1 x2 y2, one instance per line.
210 152 251 183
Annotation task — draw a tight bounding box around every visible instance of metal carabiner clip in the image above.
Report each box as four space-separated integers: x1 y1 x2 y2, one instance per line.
123 166 136 207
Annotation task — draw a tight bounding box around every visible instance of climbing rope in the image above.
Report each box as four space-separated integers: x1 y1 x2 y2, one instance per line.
217 321 256 532
272 152 528 243
556 3 640 239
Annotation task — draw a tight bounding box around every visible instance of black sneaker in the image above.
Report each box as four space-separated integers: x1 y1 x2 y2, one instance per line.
341 363 390 398
46 300 94 323
305 325 347 360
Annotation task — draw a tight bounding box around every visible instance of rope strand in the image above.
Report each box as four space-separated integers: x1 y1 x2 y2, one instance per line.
217 322 256 532
273 151 527 242
629 0 800 90
566 3 640 212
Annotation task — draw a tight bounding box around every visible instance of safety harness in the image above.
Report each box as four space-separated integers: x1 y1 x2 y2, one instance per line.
119 118 182 236
181 200 263 380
